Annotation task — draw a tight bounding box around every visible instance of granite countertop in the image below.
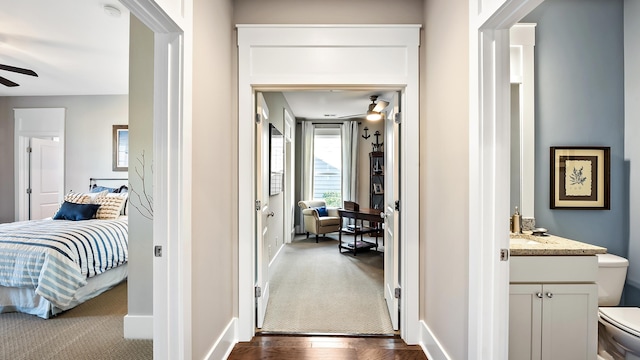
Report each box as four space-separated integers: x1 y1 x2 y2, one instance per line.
510 232 607 256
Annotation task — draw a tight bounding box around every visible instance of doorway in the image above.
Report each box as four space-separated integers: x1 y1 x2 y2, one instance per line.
14 108 65 221
237 25 421 344
256 89 400 335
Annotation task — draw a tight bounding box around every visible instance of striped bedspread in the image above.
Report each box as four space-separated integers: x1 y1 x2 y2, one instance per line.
0 218 128 308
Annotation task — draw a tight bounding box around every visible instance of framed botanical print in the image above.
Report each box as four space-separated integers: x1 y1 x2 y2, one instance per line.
550 146 610 209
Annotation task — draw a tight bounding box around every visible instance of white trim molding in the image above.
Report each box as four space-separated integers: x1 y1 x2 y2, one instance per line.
237 24 421 344
120 0 191 359
468 0 544 359
124 314 153 339
203 318 237 360
420 320 452 360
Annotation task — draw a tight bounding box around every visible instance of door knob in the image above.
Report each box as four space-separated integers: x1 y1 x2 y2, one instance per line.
536 292 543 299
267 212 275 217
380 211 387 219
546 292 553 299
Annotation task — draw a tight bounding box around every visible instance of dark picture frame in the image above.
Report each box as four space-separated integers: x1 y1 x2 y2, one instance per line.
112 125 129 172
550 146 610 209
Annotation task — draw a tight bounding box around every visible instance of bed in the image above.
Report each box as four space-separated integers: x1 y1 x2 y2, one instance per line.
0 178 129 319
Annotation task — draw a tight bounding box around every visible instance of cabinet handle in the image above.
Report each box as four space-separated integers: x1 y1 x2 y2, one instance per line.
546 292 553 299
536 292 543 298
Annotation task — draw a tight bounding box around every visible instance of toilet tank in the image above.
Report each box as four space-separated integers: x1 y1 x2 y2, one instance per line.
597 253 629 306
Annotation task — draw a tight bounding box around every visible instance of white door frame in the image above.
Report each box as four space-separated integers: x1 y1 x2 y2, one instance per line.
469 0 544 358
119 1 190 359
237 24 421 343
14 108 65 221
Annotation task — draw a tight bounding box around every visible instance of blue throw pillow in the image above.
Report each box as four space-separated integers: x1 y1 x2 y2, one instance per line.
53 201 101 221
91 185 117 193
315 206 329 217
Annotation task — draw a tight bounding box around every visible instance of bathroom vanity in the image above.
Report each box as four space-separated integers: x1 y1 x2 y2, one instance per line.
509 233 606 360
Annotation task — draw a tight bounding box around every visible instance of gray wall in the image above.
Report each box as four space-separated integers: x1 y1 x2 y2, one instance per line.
0 95 128 223
523 0 626 257
0 98 13 223
624 0 640 305
127 15 154 321
191 0 235 356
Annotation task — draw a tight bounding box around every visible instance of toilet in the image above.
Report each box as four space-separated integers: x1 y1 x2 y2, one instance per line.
597 253 640 360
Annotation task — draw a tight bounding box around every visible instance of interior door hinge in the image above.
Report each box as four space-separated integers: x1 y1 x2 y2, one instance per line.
26 147 32 153
26 188 32 194
500 248 509 261
394 287 401 299
255 113 261 124
394 112 402 124
154 246 162 257
255 286 262 298
394 200 400 211
255 200 261 211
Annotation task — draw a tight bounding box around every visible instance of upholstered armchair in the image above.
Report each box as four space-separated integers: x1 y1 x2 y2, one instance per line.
298 200 341 242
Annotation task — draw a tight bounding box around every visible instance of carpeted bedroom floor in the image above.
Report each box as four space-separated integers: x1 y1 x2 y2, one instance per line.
0 281 152 360
260 234 395 335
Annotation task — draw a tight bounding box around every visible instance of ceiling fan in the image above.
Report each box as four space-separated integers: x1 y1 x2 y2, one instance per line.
339 95 390 121
0 64 38 87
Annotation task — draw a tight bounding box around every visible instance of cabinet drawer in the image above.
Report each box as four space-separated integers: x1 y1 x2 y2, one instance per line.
510 256 597 283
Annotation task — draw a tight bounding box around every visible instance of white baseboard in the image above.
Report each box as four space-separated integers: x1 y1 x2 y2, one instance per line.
124 314 153 339
204 318 237 360
419 320 451 360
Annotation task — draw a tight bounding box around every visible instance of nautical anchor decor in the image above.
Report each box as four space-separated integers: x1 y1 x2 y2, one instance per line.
372 131 383 152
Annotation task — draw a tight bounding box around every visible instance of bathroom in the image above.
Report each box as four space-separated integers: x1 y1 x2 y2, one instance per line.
510 0 640 358
513 0 637 301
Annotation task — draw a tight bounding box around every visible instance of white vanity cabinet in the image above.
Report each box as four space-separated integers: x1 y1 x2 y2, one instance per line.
509 256 598 360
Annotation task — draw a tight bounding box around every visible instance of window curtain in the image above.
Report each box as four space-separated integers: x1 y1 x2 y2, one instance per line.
298 122 315 233
301 122 315 201
341 121 359 203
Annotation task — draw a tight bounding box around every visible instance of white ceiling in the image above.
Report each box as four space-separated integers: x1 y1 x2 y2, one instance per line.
0 1 393 119
0 0 130 96
282 90 396 121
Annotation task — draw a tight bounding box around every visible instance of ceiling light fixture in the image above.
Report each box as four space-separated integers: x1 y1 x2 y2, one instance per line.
103 4 122 17
365 95 388 121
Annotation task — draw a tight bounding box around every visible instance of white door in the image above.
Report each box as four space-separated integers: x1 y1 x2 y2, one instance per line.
382 91 401 330
30 137 62 220
255 92 271 328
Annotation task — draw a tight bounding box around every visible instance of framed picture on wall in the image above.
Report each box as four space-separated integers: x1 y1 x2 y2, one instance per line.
550 146 610 209
112 125 129 171
373 183 384 195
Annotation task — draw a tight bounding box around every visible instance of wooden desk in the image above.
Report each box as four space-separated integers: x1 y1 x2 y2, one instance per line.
338 207 383 256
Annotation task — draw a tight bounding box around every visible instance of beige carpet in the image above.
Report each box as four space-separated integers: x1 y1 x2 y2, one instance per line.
261 235 394 335
0 281 152 360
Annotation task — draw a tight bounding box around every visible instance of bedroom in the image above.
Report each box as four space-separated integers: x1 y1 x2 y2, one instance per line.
0 0 154 351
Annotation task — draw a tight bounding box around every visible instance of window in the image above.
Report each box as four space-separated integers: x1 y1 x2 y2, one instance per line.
313 127 341 207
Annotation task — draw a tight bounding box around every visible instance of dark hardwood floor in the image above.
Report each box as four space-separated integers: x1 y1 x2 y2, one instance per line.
228 334 428 360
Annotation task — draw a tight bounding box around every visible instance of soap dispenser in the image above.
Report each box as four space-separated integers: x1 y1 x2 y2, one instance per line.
511 206 521 234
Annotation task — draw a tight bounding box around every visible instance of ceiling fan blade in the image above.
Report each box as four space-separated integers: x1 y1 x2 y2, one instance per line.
0 76 19 87
0 64 38 77
372 100 389 113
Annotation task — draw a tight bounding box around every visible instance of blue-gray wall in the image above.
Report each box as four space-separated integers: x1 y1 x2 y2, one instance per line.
523 0 626 257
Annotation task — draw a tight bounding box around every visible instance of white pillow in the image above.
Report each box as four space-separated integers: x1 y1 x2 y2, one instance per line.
95 193 128 220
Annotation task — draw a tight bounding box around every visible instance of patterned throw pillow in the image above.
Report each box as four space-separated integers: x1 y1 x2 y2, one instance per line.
64 192 92 204
95 193 128 220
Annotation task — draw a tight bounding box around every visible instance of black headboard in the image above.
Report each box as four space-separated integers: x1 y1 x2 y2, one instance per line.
89 178 129 193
